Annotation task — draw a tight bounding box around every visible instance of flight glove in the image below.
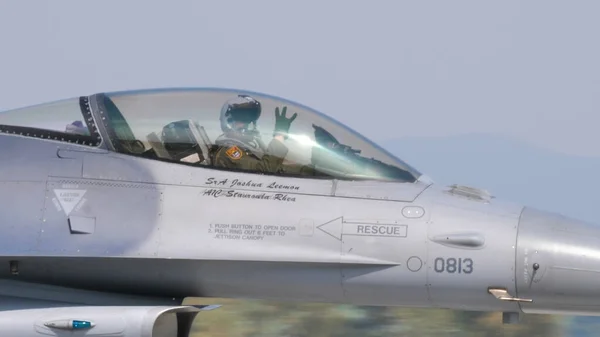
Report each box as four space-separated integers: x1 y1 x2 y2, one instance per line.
273 106 297 139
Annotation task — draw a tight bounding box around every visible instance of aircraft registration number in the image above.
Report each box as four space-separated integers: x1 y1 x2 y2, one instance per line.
433 257 473 274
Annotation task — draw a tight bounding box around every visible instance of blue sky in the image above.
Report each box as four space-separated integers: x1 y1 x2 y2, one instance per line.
1 1 598 158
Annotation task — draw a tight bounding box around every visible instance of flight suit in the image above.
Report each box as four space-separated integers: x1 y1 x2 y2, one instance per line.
213 137 326 177
213 137 289 173
280 161 324 177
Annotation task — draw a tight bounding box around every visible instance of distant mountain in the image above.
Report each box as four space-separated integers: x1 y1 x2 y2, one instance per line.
382 133 600 224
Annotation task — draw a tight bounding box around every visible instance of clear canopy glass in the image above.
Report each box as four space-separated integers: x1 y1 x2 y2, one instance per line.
0 97 100 146
100 88 421 182
0 88 422 183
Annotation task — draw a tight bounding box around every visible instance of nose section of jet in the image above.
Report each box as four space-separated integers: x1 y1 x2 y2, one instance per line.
515 207 600 315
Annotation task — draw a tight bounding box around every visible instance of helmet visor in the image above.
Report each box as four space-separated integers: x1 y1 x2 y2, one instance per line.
227 101 261 123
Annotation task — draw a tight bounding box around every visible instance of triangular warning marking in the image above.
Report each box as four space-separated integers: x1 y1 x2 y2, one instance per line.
317 217 343 241
53 189 86 216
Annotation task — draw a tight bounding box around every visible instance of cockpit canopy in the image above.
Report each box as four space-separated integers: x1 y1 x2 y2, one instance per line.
0 88 422 183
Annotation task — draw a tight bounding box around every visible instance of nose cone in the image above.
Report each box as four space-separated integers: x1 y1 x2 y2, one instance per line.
516 207 600 315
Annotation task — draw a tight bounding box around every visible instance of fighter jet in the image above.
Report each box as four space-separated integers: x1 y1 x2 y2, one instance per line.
0 87 597 336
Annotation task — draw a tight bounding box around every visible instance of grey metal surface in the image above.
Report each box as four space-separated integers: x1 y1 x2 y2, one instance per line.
516 206 600 315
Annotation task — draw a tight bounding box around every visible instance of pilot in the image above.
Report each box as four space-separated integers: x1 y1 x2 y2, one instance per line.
212 95 297 173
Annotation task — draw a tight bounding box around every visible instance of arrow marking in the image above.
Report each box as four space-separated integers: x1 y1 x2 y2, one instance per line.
317 217 407 241
317 217 343 241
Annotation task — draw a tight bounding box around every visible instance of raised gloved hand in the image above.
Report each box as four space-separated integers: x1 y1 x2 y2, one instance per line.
273 106 297 139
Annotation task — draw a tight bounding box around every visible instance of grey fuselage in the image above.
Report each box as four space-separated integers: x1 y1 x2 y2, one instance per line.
1 89 599 320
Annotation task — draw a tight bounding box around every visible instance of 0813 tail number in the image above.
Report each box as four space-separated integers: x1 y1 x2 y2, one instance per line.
433 257 473 274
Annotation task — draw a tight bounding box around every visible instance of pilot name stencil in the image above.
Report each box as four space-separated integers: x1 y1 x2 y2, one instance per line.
317 217 408 240
202 188 296 202
205 177 300 191
209 223 297 241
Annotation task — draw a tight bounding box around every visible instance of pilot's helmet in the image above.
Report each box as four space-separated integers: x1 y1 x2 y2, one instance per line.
219 94 261 133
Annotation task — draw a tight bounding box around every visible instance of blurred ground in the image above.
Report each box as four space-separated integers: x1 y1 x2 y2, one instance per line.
182 298 566 337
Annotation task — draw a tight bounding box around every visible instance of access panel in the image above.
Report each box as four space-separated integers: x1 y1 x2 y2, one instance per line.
39 177 162 256
426 201 521 312
337 197 430 307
